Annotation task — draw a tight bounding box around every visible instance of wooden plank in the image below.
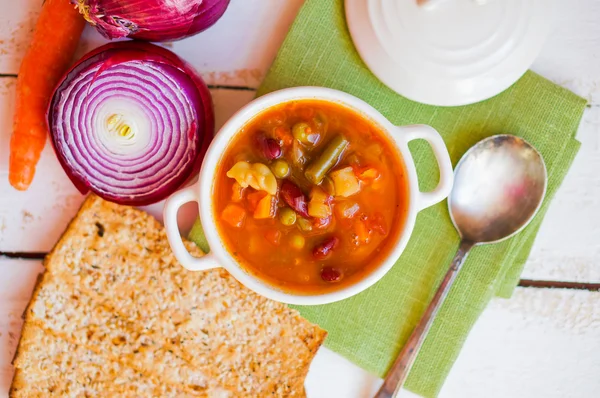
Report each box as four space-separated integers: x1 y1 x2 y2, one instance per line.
0 0 40 75
0 0 305 88
1 258 599 398
439 287 600 398
532 0 600 101
521 0 600 281
504 0 600 283
0 81 255 252
0 77 84 252
1 0 599 91
0 259 43 395
304 287 600 398
520 105 600 283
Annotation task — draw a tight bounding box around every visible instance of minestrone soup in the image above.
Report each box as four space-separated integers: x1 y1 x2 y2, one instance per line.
214 99 408 294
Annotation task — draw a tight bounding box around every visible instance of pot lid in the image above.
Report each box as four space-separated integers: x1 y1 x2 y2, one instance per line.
346 0 556 106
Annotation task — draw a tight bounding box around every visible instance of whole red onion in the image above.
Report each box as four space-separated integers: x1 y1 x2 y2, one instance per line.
73 0 230 42
48 41 214 205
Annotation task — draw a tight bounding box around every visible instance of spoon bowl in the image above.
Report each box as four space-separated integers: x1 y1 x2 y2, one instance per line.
449 135 547 244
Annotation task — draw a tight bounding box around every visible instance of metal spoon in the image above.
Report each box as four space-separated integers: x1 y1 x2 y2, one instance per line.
375 135 547 397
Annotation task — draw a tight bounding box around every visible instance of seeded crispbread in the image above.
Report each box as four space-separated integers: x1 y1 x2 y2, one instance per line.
11 323 195 398
22 271 211 393
11 194 326 397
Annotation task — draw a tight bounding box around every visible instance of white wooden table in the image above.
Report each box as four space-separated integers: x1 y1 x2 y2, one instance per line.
1 1 600 397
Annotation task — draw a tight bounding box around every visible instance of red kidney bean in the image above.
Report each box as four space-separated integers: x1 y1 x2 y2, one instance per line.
313 236 339 259
265 138 282 159
255 133 282 160
280 180 310 218
321 266 342 282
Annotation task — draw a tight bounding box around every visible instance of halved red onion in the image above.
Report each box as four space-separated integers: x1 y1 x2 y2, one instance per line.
74 0 230 42
48 41 214 205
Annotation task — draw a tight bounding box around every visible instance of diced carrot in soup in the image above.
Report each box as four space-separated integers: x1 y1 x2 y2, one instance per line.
353 220 372 245
254 194 277 219
214 100 408 294
354 166 380 182
264 229 281 245
231 181 245 202
246 190 267 211
221 204 246 228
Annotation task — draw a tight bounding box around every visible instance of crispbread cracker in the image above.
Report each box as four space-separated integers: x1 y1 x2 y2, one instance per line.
12 194 326 397
23 271 210 392
12 323 194 398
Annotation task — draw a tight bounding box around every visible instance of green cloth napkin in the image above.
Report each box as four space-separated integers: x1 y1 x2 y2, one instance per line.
190 0 586 396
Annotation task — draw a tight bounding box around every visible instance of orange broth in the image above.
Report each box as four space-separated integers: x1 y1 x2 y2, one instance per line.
213 100 408 294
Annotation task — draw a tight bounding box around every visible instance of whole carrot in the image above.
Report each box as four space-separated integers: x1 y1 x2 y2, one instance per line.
9 0 85 190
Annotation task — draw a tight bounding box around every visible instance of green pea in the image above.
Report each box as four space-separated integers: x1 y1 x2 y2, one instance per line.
292 122 311 143
270 159 290 179
279 207 297 226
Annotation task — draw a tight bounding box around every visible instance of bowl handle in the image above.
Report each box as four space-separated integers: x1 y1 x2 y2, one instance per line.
393 125 454 211
163 184 220 271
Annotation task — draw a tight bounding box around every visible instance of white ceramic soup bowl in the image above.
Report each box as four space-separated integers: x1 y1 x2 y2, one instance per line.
164 87 453 305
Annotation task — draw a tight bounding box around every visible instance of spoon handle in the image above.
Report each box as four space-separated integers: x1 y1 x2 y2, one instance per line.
374 240 474 398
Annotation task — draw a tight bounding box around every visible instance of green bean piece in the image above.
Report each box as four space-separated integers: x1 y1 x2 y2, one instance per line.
279 207 297 226
292 122 311 144
270 159 290 179
304 134 349 185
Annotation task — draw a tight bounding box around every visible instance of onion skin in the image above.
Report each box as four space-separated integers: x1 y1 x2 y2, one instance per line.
74 0 230 42
48 41 214 205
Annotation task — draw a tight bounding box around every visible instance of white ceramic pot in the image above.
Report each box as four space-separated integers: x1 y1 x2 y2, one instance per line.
163 87 454 305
